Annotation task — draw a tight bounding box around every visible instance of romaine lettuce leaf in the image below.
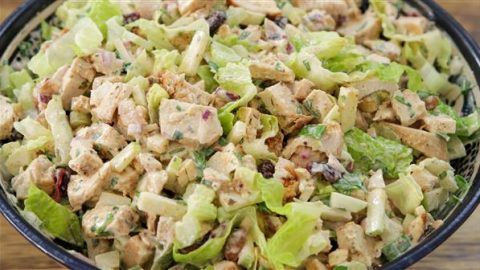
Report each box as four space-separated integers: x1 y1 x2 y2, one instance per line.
345 128 413 178
88 0 122 38
24 185 83 246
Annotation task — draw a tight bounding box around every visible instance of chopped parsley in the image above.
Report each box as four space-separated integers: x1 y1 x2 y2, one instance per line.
303 59 311 71
173 130 184 140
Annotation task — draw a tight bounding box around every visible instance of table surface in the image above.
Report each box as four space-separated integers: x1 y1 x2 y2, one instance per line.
1 0 479 269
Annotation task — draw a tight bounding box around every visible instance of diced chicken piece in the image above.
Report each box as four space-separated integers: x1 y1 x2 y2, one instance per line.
227 0 281 16
92 123 127 157
91 75 124 90
137 170 169 194
236 107 262 142
303 90 335 122
109 167 140 197
350 78 399 99
177 0 214 15
394 16 428 36
224 228 247 262
90 81 133 124
249 55 295 82
336 222 373 266
135 153 163 173
364 40 401 61
383 122 449 160
146 133 169 154
289 79 315 101
157 216 175 245
11 155 55 199
85 238 111 259
0 96 16 140
176 159 198 191
405 207 428 242
408 165 438 192
60 57 96 109
302 9 336 31
68 163 112 210
293 0 348 18
305 257 328 270
82 205 139 238
71 96 91 113
159 99 222 147
391 90 427 126
328 248 349 266
91 50 123 76
283 122 344 159
116 99 148 140
206 143 241 176
264 19 286 40
160 71 212 106
213 261 240 270
373 101 396 122
122 231 155 268
33 66 68 110
134 1 163 19
259 83 312 133
203 168 230 191
422 115 456 134
338 12 382 43
69 147 103 176
290 145 325 169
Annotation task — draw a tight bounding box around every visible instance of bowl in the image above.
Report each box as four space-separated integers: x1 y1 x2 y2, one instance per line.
0 0 479 269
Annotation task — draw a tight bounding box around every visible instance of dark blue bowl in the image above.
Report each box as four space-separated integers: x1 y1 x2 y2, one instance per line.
0 0 479 269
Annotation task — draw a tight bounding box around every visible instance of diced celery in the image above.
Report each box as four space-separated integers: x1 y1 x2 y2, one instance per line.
97 192 132 207
422 188 448 211
95 251 120 269
69 111 91 129
365 189 386 236
382 235 411 261
45 95 73 164
147 84 169 124
438 170 458 192
13 117 52 140
330 192 367 213
179 30 210 76
227 121 246 144
137 192 186 219
226 7 265 26
447 135 466 159
110 142 141 172
338 87 359 132
385 175 423 215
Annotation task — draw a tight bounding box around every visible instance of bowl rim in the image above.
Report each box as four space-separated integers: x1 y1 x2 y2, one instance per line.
0 0 479 269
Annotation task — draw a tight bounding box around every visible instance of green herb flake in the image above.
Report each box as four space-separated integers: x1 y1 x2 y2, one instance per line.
299 124 326 140
394 95 412 108
303 59 311 71
173 130 184 140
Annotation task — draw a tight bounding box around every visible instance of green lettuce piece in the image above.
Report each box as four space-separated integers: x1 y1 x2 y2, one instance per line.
13 83 36 117
8 69 33 89
173 217 235 266
13 117 52 140
210 41 241 68
299 31 349 59
55 0 91 29
345 128 413 178
242 114 279 161
0 64 14 97
88 0 122 38
147 84 169 124
266 201 327 269
28 17 102 77
433 103 480 137
153 49 179 73
127 19 174 50
287 51 368 91
256 174 285 213
299 124 326 140
197 65 218 93
215 63 257 133
214 34 260 53
24 185 83 246
45 95 73 164
323 52 365 73
333 173 365 194
125 49 153 81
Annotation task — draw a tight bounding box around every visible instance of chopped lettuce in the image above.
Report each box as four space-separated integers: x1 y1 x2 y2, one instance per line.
197 65 218 93
28 17 102 78
153 49 180 73
127 19 174 50
333 173 365 194
242 114 279 161
345 128 413 178
147 83 169 124
88 0 122 38
299 124 326 140
433 103 480 137
209 41 241 68
24 185 83 246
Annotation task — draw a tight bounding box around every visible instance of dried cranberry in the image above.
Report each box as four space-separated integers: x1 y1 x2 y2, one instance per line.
202 109 212 120
53 168 71 202
258 160 275 178
123 12 141 24
207 11 227 36
39 94 52 104
225 91 240 101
